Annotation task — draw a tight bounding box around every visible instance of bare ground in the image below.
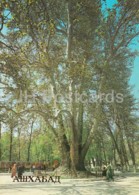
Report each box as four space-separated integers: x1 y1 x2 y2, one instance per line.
0 173 139 195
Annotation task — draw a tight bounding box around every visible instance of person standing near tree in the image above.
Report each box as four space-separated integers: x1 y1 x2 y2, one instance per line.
106 163 114 181
102 165 107 179
11 163 17 178
17 164 25 178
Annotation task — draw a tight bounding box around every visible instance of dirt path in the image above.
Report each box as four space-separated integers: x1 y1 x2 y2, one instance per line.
0 173 139 195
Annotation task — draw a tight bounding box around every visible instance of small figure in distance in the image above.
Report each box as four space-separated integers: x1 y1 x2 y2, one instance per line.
32 164 36 173
17 163 25 179
102 165 107 179
106 162 114 182
11 163 17 178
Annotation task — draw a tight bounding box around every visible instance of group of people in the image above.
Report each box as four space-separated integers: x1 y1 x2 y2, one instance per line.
102 163 114 181
11 163 25 178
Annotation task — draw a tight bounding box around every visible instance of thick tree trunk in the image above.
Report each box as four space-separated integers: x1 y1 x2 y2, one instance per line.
70 141 86 172
76 154 86 171
70 117 79 175
59 134 70 168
